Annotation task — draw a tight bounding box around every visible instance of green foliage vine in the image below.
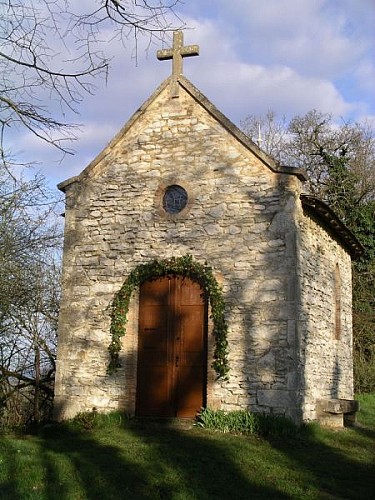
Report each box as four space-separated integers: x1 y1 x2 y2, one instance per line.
108 255 229 379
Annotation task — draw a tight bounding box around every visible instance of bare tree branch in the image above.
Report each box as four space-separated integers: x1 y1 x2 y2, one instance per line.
0 0 184 168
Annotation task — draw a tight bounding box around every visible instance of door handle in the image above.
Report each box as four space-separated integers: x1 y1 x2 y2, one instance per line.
175 356 179 367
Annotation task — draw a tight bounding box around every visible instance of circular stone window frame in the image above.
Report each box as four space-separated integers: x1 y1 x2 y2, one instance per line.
155 178 194 219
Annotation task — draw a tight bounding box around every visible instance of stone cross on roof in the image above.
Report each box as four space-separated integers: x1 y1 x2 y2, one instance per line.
157 31 199 97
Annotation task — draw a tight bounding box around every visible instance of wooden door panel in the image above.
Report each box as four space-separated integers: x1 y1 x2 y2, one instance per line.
137 278 173 416
180 306 204 353
139 306 168 351
178 303 205 416
179 279 203 305
177 364 205 417
136 275 206 418
137 365 174 416
140 278 170 305
177 277 205 416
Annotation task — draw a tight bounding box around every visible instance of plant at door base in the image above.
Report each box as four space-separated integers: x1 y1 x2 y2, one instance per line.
108 255 229 379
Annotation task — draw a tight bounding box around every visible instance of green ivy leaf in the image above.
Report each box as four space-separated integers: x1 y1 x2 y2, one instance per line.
107 255 229 378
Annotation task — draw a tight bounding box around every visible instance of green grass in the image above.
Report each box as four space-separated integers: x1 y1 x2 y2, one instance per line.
196 407 299 437
1 396 374 500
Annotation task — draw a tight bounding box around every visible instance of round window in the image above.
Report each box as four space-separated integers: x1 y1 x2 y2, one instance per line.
163 185 188 214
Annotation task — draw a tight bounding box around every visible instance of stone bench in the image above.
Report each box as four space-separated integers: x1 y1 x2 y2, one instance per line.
316 399 360 427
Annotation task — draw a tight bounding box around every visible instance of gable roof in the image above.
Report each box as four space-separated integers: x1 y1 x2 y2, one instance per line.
57 75 307 193
57 75 363 260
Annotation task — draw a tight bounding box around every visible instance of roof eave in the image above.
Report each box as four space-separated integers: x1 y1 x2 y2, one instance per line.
300 194 365 260
179 77 308 182
57 75 308 192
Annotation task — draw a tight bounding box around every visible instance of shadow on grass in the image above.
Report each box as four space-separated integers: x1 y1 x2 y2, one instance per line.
263 421 375 500
1 417 375 500
1 420 289 500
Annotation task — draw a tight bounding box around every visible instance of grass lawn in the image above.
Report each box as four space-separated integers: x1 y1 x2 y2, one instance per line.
1 394 374 500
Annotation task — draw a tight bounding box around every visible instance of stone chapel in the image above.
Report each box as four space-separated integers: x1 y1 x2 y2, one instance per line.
54 32 362 426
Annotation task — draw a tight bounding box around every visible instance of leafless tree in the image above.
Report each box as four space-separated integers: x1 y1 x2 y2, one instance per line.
0 0 183 168
241 111 290 165
241 110 375 203
0 169 62 426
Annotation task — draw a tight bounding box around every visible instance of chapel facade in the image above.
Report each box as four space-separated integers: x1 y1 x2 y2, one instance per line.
54 32 361 425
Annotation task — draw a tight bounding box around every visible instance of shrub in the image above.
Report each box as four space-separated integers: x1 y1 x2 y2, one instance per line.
195 408 298 438
70 410 127 431
354 351 375 394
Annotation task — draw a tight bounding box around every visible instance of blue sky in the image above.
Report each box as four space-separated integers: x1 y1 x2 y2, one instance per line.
9 0 375 187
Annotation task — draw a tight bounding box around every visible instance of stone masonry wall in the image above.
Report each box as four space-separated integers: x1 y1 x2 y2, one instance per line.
55 82 315 422
296 207 354 421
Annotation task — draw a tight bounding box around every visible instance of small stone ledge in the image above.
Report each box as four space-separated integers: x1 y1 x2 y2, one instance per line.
316 399 359 427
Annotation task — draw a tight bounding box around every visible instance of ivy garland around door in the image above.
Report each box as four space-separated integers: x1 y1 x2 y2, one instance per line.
108 255 229 379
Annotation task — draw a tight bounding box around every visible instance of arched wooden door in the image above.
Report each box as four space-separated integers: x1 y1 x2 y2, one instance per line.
136 275 207 417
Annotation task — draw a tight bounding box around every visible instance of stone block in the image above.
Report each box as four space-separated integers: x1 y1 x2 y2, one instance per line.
257 389 295 408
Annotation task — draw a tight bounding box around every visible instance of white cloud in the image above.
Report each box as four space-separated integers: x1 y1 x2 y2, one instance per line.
183 0 372 80
355 61 375 94
196 61 351 121
181 18 352 120
196 10 375 119
4 1 374 188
